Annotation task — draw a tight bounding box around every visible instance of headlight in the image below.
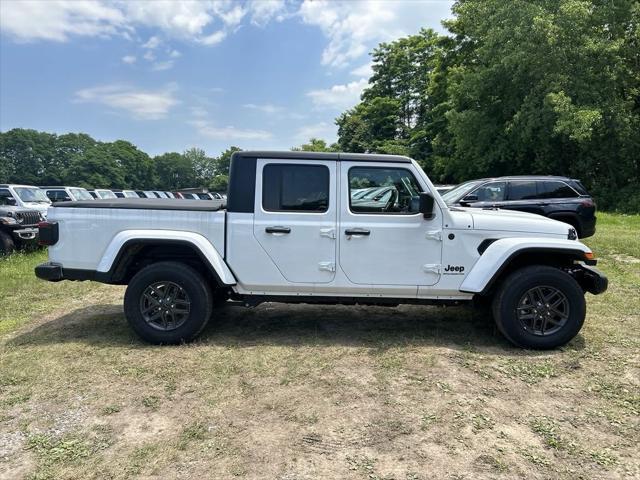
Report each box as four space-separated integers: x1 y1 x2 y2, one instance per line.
568 228 578 240
15 213 24 224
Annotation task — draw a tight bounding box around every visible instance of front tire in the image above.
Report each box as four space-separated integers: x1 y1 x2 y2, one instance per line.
124 261 213 344
492 265 586 349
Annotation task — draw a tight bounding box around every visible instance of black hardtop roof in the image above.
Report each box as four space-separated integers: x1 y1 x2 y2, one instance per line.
232 150 412 163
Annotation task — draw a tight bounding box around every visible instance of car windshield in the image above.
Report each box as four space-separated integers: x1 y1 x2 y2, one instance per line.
70 188 93 200
14 187 50 203
97 190 117 199
441 180 483 204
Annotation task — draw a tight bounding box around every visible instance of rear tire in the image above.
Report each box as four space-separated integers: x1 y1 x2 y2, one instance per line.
0 231 15 256
124 261 213 344
492 265 586 349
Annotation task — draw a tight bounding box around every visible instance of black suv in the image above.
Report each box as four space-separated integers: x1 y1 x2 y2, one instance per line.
441 176 596 238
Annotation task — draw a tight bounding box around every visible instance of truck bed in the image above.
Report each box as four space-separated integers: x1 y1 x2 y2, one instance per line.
54 198 224 211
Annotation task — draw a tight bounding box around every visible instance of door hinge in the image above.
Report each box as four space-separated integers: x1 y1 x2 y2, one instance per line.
318 262 336 272
423 264 442 275
425 230 442 241
320 228 336 239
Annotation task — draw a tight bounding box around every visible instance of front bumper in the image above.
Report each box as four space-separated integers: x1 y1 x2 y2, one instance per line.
578 264 608 295
12 227 39 241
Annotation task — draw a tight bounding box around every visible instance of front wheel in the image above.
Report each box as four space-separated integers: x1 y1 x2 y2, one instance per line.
124 261 213 344
0 231 16 256
492 265 586 349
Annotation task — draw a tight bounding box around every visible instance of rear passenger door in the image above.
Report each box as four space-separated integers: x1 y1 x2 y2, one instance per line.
505 180 544 215
253 159 337 284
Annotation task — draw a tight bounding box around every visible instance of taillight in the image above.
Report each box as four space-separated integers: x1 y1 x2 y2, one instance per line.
38 221 59 246
580 198 595 207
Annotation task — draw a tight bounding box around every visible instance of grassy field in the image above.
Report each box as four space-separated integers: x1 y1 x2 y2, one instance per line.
0 212 638 479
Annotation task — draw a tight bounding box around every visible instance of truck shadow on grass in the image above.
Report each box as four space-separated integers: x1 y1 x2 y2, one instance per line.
9 302 586 354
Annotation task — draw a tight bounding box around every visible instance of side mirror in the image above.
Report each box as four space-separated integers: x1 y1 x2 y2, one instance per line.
419 192 435 219
6 197 17 206
460 194 478 205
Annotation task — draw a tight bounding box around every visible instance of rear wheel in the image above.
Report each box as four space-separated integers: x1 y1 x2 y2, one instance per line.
124 261 213 344
492 265 586 349
0 230 15 256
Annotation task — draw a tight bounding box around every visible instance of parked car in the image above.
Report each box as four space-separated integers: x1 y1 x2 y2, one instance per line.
41 186 94 203
112 189 140 199
164 192 176 198
88 189 118 199
0 184 51 218
0 204 41 255
434 184 455 195
441 176 596 238
36 151 606 349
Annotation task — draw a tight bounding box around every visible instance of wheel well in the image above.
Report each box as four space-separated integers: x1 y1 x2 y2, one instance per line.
108 241 222 288
480 250 584 297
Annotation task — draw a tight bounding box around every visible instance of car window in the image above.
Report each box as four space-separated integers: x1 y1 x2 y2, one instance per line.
538 181 579 199
441 180 483 204
262 164 329 212
349 167 422 214
0 189 16 206
14 187 50 203
70 188 93 200
508 181 537 200
470 182 506 202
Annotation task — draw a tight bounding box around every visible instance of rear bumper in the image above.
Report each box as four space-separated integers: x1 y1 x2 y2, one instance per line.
579 216 596 238
578 265 608 295
35 262 99 282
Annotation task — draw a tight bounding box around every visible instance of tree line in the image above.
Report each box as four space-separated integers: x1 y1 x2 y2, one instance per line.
330 0 640 212
0 128 240 192
1 0 638 210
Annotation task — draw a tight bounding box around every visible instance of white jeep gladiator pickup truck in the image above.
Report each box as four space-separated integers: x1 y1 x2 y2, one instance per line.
35 151 607 349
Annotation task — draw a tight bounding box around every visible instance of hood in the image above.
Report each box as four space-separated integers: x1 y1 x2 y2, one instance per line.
458 207 571 237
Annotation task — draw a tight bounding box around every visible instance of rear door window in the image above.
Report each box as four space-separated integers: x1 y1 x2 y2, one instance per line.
538 181 579 199
262 164 329 212
508 181 538 200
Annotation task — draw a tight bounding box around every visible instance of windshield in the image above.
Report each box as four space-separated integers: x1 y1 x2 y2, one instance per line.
97 190 117 199
14 187 50 203
70 188 93 200
441 180 483 204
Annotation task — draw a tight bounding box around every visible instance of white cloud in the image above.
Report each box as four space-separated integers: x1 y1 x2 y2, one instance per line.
307 78 368 110
142 35 161 49
168 49 181 58
294 122 337 143
0 0 248 44
143 50 155 62
299 0 452 67
152 60 174 71
122 55 136 64
190 119 272 140
243 103 284 114
247 0 287 26
351 62 373 78
75 84 179 120
0 0 126 42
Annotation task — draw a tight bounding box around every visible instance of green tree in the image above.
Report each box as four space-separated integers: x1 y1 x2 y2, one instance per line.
291 138 338 152
0 129 56 184
65 143 125 188
101 140 154 189
153 152 195 190
184 147 215 187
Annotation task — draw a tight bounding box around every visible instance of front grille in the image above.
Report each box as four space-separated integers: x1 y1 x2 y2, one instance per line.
16 211 41 226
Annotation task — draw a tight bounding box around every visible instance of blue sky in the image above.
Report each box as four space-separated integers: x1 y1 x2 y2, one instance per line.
0 1 453 156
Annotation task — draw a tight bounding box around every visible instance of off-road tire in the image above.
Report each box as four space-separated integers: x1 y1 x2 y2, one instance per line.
124 261 213 344
492 265 586 349
0 230 16 256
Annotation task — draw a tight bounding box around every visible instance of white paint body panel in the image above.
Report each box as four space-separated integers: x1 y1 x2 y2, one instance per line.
45 158 593 302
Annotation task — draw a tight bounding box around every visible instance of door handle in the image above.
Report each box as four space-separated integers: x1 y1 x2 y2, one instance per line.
345 228 370 236
265 226 291 234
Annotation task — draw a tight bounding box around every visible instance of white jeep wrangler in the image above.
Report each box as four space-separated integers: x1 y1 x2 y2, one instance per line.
35 151 607 349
